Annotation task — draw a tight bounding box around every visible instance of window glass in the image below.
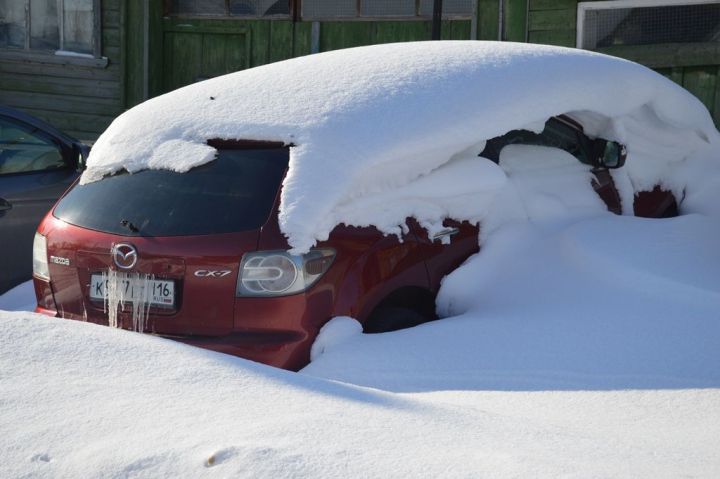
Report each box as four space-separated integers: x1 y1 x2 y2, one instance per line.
0 117 66 175
543 120 590 164
303 0 473 18
171 0 290 16
480 119 592 166
0 1 26 48
445 0 474 15
53 148 289 236
362 0 416 16
30 0 60 50
1 0 99 55
229 0 289 15
580 2 720 48
63 0 93 54
418 0 474 16
172 0 226 15
302 0 356 18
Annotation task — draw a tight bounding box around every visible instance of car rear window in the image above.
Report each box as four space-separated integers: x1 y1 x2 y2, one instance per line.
53 147 288 236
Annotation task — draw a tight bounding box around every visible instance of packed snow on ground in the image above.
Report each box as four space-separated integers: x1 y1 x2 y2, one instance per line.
80 41 718 252
304 214 720 392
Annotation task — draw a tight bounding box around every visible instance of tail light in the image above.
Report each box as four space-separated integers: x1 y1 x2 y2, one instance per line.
236 249 335 297
32 233 49 280
33 232 58 313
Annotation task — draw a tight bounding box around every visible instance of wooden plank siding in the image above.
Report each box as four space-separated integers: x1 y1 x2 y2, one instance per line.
145 16 472 101
2 0 716 140
0 0 125 140
526 0 720 126
527 0 576 46
477 0 500 40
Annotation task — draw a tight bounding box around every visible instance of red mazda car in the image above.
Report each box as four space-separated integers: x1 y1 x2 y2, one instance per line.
32 117 675 370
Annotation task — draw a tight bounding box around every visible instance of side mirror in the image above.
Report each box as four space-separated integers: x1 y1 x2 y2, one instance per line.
75 143 92 171
594 139 627 169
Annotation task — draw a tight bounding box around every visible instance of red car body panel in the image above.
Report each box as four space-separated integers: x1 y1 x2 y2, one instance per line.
34 187 478 370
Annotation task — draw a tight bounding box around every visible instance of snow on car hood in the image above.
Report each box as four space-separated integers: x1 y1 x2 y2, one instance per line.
81 41 719 252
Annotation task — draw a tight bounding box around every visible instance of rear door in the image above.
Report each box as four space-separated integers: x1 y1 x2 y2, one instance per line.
0 114 79 293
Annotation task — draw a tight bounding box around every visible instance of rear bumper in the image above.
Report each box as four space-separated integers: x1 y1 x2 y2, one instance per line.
31 306 314 370
165 329 309 370
32 287 333 371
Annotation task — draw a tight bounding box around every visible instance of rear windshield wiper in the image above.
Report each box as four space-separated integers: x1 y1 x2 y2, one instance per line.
120 219 140 233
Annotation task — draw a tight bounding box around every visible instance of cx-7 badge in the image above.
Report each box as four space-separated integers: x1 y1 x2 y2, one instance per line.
194 270 232 278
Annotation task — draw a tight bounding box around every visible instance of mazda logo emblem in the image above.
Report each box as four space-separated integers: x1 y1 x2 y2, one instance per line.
112 243 138 269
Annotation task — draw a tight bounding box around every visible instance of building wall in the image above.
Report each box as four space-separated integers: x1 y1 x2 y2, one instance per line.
132 0 720 126
0 0 717 140
0 0 125 140
131 12 473 104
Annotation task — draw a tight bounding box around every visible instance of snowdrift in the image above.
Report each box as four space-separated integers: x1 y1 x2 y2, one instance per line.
81 41 719 252
304 214 720 392
2 299 720 478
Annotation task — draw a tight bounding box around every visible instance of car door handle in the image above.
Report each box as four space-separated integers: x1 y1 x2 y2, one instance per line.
432 227 459 241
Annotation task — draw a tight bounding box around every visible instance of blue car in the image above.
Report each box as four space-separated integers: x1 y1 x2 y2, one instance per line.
0 106 89 294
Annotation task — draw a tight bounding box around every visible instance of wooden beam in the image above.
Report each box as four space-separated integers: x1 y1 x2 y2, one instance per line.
0 50 108 68
529 0 576 11
528 29 575 46
477 0 500 40
528 8 575 32
504 0 528 42
683 66 717 113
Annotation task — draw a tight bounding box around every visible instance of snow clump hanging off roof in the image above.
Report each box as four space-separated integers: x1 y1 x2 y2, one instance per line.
81 41 719 253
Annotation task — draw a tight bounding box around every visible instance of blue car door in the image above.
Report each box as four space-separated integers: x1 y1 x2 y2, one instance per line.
0 113 81 294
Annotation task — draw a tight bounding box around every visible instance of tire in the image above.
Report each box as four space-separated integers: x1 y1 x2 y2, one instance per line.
363 307 430 334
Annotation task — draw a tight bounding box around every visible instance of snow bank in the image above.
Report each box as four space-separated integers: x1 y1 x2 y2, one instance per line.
81 41 718 252
303 213 720 392
309 316 362 361
2 309 720 478
300 138 720 392
496 145 608 221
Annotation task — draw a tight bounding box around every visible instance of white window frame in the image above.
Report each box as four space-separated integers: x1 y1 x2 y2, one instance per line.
576 0 720 48
0 0 102 58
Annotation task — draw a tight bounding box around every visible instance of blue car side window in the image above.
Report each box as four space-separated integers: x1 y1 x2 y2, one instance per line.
0 116 66 176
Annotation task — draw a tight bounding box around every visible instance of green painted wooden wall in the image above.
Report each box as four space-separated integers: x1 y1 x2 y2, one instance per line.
0 0 474 140
1 0 717 140
0 0 125 140
527 0 720 126
138 16 471 102
130 0 720 128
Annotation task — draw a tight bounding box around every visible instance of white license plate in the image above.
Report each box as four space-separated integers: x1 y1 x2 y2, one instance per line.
90 273 175 307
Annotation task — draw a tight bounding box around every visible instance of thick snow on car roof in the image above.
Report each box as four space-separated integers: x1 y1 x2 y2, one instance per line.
82 41 718 252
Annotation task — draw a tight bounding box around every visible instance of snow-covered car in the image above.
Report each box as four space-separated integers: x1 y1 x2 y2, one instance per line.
31 42 718 370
